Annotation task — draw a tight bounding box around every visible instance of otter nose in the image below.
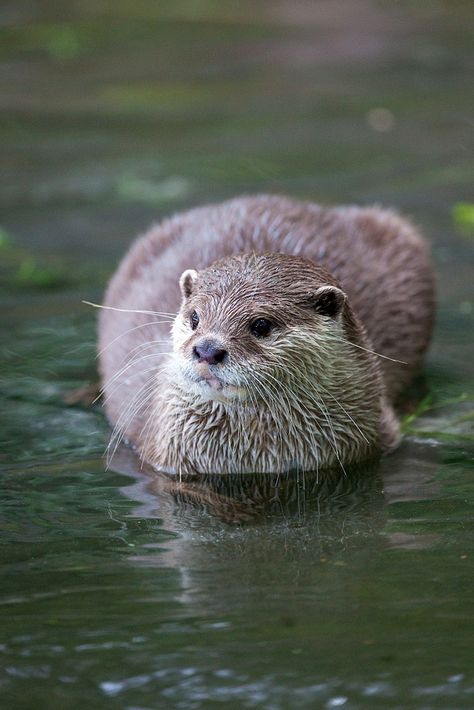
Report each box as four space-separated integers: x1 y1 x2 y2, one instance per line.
193 339 228 365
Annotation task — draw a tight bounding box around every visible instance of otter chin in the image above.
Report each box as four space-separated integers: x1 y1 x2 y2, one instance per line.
98 194 435 476
180 361 246 402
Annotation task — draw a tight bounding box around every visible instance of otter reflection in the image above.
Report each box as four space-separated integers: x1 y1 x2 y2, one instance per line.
114 439 439 527
149 464 383 525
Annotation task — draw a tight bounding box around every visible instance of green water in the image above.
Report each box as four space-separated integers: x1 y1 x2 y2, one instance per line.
1 1 473 707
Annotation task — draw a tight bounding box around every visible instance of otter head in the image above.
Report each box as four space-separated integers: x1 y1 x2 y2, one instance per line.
170 253 361 406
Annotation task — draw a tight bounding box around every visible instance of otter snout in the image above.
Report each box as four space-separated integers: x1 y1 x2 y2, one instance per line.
193 338 228 365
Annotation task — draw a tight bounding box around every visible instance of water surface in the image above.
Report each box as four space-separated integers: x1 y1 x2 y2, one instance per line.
1 1 473 707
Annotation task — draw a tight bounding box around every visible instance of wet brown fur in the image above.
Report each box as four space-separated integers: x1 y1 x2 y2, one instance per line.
98 194 435 476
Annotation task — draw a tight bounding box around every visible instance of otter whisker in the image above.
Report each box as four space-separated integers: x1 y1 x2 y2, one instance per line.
106 367 162 447
288 364 372 452
83 300 176 319
122 337 171 361
259 369 319 470
106 360 173 467
259 370 310 495
331 335 408 365
97 322 172 359
261 361 359 476
107 340 173 382
252 369 326 500
312 392 348 477
140 363 176 467
100 350 173 400
314 380 371 448
257 372 299 447
106 374 160 467
233 368 262 458
251 367 313 476
243 369 285 470
99 362 166 407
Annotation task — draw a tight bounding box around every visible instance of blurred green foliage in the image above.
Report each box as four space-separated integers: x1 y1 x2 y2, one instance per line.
453 202 474 236
0 228 109 291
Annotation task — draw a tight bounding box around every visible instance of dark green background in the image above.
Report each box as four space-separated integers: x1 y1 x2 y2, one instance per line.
1 1 473 708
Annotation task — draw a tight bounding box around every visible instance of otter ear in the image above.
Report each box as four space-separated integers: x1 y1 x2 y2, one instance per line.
179 269 198 300
311 285 346 318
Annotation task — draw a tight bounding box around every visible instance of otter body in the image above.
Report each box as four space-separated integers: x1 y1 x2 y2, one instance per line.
98 195 435 476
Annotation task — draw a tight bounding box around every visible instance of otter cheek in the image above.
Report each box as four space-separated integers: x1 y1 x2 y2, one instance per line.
171 321 188 351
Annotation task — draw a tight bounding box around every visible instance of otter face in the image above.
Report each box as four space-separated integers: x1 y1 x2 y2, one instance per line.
171 253 348 404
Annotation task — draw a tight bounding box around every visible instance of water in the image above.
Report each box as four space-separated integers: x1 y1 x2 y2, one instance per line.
1 1 473 707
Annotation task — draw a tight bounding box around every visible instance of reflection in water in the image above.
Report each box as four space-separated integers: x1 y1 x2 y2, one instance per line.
108 438 449 702
116 437 440 526
116 446 384 525
114 435 442 574
113 440 443 614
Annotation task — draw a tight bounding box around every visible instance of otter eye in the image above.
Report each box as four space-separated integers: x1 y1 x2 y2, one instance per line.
250 318 272 338
190 310 199 330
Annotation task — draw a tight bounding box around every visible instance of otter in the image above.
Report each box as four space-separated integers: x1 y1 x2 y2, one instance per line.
98 194 435 476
